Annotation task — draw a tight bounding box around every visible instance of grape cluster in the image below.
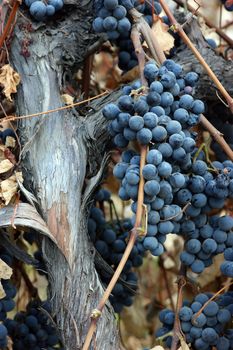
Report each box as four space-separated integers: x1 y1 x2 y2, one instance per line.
180 214 233 273
156 292 233 350
88 188 141 312
103 59 206 254
220 0 233 11
93 0 162 71
4 300 63 350
23 0 64 21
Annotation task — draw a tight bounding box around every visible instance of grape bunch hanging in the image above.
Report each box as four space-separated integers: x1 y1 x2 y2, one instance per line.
88 56 233 349
93 0 163 71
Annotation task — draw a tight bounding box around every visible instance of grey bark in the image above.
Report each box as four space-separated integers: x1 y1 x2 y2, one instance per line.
10 1 121 349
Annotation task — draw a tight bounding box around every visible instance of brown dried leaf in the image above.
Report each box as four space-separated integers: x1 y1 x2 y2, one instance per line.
7 336 13 350
0 64 20 102
0 171 23 205
121 66 139 83
5 136 16 148
150 19 174 53
0 159 14 174
61 94 74 105
178 337 190 349
0 282 6 298
0 258 12 280
0 145 7 162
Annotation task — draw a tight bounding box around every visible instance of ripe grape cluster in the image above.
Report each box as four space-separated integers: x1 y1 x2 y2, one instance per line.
220 0 233 11
103 60 208 255
23 0 64 21
88 188 141 313
93 0 162 71
4 300 63 349
156 292 233 350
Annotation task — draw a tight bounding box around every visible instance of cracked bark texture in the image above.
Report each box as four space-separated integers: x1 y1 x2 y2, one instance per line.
10 1 121 349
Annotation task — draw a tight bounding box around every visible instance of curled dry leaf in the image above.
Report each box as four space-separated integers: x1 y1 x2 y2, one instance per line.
0 171 23 205
61 93 74 105
7 336 13 350
0 258 13 298
0 64 20 102
178 337 190 350
5 136 16 149
0 202 57 244
148 18 174 53
0 159 14 174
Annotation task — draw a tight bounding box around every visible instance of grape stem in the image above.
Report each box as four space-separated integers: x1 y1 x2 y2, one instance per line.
171 264 187 350
129 8 166 65
159 256 175 311
158 0 233 113
172 0 233 48
131 25 147 87
82 146 148 350
194 281 233 320
199 115 233 161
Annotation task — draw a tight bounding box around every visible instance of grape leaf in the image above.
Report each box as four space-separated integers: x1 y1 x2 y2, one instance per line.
0 64 20 102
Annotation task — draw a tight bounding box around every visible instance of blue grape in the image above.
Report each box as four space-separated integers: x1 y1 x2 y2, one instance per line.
30 1 47 20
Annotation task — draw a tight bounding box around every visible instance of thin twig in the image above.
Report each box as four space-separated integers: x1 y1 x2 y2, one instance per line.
129 8 166 64
171 264 186 350
159 0 233 112
173 0 233 47
0 0 19 50
194 281 233 319
159 256 175 311
200 114 233 161
1 91 109 123
131 25 147 86
82 146 147 350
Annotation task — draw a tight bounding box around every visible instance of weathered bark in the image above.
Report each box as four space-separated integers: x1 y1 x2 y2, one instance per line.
10 1 121 349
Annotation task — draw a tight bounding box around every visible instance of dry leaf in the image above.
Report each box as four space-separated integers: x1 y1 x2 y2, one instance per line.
121 66 139 83
178 337 190 350
0 64 20 102
5 136 16 148
0 145 7 162
61 94 74 105
0 171 23 205
0 159 14 174
0 258 12 280
150 19 174 53
7 336 13 350
150 346 165 350
0 281 5 298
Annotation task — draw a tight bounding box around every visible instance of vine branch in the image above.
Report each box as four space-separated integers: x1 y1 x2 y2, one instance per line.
159 0 233 113
173 0 233 47
82 145 148 350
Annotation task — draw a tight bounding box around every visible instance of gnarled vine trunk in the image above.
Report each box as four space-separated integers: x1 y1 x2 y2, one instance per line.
10 1 121 349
